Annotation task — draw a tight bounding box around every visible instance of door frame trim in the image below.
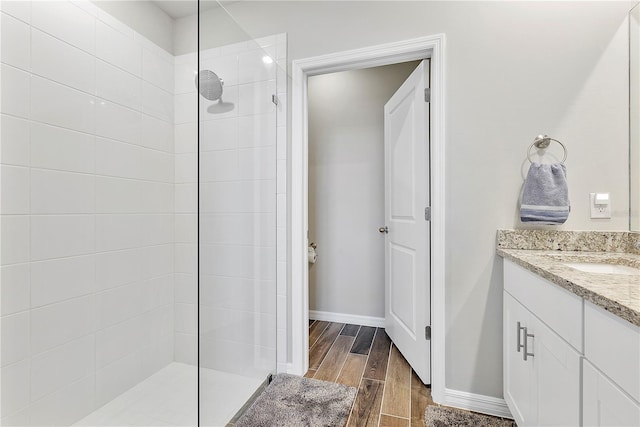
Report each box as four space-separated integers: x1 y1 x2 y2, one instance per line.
289 34 446 403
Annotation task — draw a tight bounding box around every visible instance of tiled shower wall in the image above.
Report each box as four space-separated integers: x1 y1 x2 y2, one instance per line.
0 2 175 425
173 34 287 377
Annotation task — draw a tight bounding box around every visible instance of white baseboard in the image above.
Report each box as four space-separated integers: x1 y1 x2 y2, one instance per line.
277 362 294 374
441 388 513 419
309 310 385 328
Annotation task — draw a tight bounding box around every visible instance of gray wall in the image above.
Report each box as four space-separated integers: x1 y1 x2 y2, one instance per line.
92 1 175 53
176 1 633 399
308 62 420 319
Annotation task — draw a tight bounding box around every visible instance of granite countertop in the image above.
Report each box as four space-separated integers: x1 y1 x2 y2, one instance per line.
497 248 640 327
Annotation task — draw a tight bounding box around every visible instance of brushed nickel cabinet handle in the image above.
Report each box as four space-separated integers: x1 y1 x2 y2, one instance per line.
517 321 525 353
523 327 535 361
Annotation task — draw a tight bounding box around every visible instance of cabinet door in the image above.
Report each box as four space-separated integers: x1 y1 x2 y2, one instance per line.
504 292 532 426
529 314 581 426
583 360 640 427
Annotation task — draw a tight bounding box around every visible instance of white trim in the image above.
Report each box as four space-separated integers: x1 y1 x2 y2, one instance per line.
290 33 447 408
441 388 513 419
309 310 386 328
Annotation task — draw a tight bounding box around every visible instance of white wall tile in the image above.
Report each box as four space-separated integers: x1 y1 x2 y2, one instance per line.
142 82 173 122
174 243 196 274
200 117 238 151
96 282 144 329
0 1 30 23
1 165 29 214
1 360 30 416
30 295 95 355
199 150 238 182
173 332 197 365
95 315 143 369
201 54 239 87
1 215 29 265
141 245 173 279
29 375 95 427
174 92 197 124
30 335 95 402
95 351 142 407
31 76 95 133
200 245 275 280
30 122 95 174
31 255 95 308
174 303 196 334
95 101 142 145
95 20 141 76
174 214 196 244
238 49 276 84
174 56 197 95
71 0 98 17
30 169 95 214
1 312 29 366
2 64 30 118
30 215 94 261
139 335 173 379
95 249 143 291
142 275 172 313
31 28 95 94
95 214 143 252
97 8 134 38
238 114 276 148
142 114 173 152
1 12 30 71
200 180 276 214
200 276 275 315
175 153 196 183
141 214 173 246
238 80 276 116
31 1 94 54
200 214 276 247
174 123 197 154
276 159 286 193
238 147 276 180
143 49 173 93
175 183 196 213
1 114 30 166
96 176 142 214
96 137 170 181
174 274 196 304
1 407 29 427
96 60 142 111
139 181 173 213
277 262 286 296
1 264 30 315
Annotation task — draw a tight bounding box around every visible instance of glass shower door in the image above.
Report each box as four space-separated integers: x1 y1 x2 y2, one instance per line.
196 3 282 425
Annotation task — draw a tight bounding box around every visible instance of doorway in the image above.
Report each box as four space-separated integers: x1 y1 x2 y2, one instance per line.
290 34 446 403
307 61 421 329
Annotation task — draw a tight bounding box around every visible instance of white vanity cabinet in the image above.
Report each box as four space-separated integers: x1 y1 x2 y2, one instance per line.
582 302 640 427
503 261 582 426
503 258 640 427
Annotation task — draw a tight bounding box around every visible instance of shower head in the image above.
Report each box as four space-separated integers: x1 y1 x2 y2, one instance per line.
195 70 223 101
195 69 235 114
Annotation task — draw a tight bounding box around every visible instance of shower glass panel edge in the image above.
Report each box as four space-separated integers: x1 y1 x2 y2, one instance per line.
197 2 281 425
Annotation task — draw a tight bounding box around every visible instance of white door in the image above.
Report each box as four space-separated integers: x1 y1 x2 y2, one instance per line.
383 59 430 384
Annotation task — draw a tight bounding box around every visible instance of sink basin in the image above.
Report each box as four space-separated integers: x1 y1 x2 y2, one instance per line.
563 262 640 275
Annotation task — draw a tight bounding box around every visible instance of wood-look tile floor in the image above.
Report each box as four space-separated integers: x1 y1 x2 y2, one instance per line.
305 321 434 427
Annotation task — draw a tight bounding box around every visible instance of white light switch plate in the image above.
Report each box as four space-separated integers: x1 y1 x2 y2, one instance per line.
590 192 611 219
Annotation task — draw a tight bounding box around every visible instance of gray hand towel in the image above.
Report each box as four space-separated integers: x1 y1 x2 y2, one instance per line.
520 163 570 224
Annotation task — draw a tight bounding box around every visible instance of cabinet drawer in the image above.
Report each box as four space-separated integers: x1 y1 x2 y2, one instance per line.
583 360 640 426
504 260 583 351
585 301 640 402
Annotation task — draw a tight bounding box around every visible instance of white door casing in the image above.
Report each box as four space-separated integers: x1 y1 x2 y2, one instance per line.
384 59 431 385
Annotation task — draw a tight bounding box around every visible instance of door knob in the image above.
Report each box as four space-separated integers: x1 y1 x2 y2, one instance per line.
379 226 388 234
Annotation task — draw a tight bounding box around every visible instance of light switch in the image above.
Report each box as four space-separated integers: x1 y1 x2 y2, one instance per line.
590 192 611 219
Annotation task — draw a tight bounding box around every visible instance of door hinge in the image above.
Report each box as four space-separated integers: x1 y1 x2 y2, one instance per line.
425 326 431 340
424 88 431 103
272 94 279 106
424 207 431 221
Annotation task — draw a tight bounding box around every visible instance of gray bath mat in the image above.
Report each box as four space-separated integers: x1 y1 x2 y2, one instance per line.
425 405 515 427
235 373 356 427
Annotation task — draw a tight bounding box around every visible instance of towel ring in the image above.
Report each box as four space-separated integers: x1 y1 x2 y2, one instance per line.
527 134 567 164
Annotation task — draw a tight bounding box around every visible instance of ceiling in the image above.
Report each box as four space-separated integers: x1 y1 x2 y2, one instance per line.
153 1 222 19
